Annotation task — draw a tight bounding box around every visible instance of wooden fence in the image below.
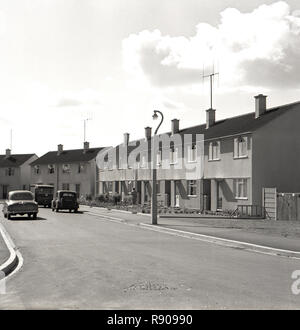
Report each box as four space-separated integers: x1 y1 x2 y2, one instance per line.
263 188 300 221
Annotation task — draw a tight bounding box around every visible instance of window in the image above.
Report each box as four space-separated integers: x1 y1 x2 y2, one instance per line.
156 151 162 166
188 180 197 196
235 179 248 199
6 167 15 176
62 183 70 190
209 141 220 161
170 148 178 164
33 165 40 175
78 164 85 173
188 145 197 162
48 164 55 174
75 184 80 196
140 155 147 168
62 164 71 173
234 136 248 158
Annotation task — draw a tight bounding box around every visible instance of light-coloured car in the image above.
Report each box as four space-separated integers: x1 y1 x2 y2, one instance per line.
2 190 38 220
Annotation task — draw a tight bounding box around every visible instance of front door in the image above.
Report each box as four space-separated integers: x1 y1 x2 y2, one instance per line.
217 181 222 210
2 185 8 199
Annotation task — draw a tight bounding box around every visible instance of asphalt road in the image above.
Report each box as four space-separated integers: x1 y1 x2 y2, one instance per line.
0 208 300 309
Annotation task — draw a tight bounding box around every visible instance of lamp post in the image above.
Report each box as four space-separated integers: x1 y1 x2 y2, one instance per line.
151 110 164 225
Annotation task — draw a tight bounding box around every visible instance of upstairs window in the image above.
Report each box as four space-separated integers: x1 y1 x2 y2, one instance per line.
156 151 162 166
48 164 55 174
170 147 178 164
78 164 85 173
234 136 248 158
209 141 220 161
62 164 71 174
33 165 40 175
6 167 15 176
188 145 197 162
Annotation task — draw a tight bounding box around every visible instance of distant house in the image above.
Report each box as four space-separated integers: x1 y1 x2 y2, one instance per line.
30 142 105 197
0 149 38 199
98 94 300 212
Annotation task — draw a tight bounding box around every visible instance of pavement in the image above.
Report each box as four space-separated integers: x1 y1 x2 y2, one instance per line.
0 230 10 267
82 206 300 253
1 206 300 309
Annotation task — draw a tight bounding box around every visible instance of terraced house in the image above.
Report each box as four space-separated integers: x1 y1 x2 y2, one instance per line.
98 94 300 213
31 142 104 197
0 149 38 199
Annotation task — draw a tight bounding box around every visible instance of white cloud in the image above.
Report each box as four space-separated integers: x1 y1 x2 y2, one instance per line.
122 1 300 90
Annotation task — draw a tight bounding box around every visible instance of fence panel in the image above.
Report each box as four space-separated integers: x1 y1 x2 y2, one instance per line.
277 193 300 221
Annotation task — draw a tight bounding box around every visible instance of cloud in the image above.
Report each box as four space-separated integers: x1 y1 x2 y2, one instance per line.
55 89 103 108
122 1 300 90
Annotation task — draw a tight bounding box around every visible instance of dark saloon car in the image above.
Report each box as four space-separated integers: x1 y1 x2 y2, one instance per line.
2 190 38 220
51 190 79 213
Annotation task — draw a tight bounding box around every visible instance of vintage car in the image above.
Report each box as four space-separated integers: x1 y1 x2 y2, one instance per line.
2 190 38 220
51 190 79 213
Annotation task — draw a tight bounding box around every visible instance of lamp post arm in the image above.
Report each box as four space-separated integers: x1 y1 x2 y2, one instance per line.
154 110 164 135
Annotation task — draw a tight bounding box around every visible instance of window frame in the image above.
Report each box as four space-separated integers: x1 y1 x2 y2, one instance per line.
235 178 248 199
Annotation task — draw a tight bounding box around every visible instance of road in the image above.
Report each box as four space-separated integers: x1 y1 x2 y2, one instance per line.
0 207 300 309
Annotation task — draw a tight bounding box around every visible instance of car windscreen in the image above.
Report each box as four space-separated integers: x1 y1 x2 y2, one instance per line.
10 193 33 201
61 193 76 199
36 187 53 194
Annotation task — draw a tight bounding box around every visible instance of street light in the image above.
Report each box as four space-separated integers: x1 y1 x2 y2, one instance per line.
151 110 164 225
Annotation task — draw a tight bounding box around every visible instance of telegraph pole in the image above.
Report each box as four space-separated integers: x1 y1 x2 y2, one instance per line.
203 72 219 109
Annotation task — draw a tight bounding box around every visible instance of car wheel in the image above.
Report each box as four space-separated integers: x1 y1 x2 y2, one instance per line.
56 208 59 212
32 213 37 220
28 214 31 219
4 213 7 218
74 208 78 213
7 214 11 220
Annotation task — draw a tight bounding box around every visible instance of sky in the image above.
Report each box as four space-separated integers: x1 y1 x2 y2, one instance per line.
0 0 300 156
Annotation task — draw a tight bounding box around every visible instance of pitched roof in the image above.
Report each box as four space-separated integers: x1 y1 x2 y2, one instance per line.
0 154 36 168
31 147 104 166
178 101 300 140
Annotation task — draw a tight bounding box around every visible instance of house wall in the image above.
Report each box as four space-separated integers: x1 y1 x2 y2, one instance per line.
252 104 300 206
31 160 96 197
20 155 38 189
0 167 21 198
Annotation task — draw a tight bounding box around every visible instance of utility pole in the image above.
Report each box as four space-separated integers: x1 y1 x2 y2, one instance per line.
10 129 12 151
203 72 219 109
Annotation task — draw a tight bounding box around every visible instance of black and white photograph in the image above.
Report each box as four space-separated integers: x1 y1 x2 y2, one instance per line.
1 0 300 315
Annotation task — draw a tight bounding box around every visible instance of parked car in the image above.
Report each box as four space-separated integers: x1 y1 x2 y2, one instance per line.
2 190 38 220
51 190 79 213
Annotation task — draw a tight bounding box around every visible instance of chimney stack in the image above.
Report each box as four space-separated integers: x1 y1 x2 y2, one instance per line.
57 144 63 155
255 94 267 118
83 141 89 153
145 127 152 140
171 119 179 135
5 149 11 158
123 133 130 145
206 108 216 129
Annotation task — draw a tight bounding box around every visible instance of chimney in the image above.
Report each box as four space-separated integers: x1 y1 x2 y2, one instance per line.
5 149 11 158
255 94 267 118
145 127 152 140
123 133 130 145
171 119 179 134
206 108 216 129
57 144 63 155
83 141 89 153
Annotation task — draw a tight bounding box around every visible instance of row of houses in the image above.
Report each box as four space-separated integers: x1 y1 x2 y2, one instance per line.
1 94 300 213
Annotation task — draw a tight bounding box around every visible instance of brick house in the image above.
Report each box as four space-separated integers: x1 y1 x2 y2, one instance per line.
31 142 104 197
98 95 300 212
0 149 38 199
